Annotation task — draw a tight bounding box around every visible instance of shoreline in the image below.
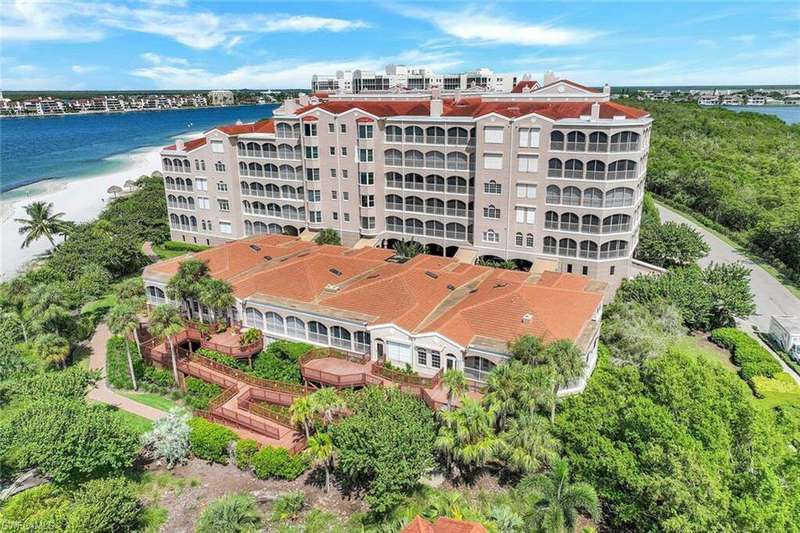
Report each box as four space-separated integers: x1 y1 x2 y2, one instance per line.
0 144 164 280
0 102 274 120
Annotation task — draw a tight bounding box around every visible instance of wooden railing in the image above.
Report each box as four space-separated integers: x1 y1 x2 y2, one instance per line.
371 363 443 388
187 352 309 395
248 402 293 427
198 406 282 440
299 348 379 388
239 381 303 408
208 386 238 410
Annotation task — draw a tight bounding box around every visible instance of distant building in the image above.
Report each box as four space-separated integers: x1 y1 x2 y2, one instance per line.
785 94 800 105
698 95 719 106
721 95 742 105
769 315 800 360
746 95 766 106
209 90 235 106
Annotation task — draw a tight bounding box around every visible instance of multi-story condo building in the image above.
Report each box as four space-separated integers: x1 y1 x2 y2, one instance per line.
160 77 651 287
312 65 518 94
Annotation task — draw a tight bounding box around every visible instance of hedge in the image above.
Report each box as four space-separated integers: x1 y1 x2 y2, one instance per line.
251 446 307 480
234 439 260 470
184 378 222 410
710 327 782 380
188 417 238 464
106 336 144 390
162 241 210 252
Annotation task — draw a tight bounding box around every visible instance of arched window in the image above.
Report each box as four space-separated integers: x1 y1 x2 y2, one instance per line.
446 222 466 240
354 331 371 353
426 220 444 237
566 131 586 151
603 214 631 233
308 321 328 344
447 176 467 194
253 221 268 234
545 210 559 229
446 199 467 217
544 236 558 254
525 233 535 247
264 183 279 197
484 180 502 194
147 286 166 302
425 174 444 192
404 173 424 190
464 356 496 382
579 240 598 259
586 160 606 180
483 229 500 243
269 223 283 234
405 126 423 143
550 131 565 150
264 312 284 333
283 205 299 220
286 317 306 339
265 164 278 178
426 126 445 144
386 216 403 232
560 212 579 232
610 131 640 152
562 186 582 206
263 143 277 158
177 196 188 209
279 164 295 180
169 213 179 227
405 218 424 235
425 198 444 215
405 150 424 168
386 125 402 142
267 203 281 217
405 196 424 213
564 159 584 179
386 171 403 189
425 151 445 169
483 205 501 219
588 132 608 152
165 176 176 189
582 214 601 234
447 152 468 171
278 144 294 159
605 187 635 207
180 214 189 227
583 187 603 208
276 122 293 138
244 220 253 235
246 142 261 157
600 240 629 259
280 184 295 199
245 307 264 328
447 127 469 145
386 194 403 211
608 160 637 180
385 149 402 166
515 232 524 246
187 197 195 209
330 326 352 349
238 161 248 175
559 238 578 257
548 158 563 178
546 185 561 204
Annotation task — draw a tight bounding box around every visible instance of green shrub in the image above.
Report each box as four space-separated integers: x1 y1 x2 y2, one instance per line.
197 348 245 369
143 365 176 389
251 351 302 383
235 439 260 470
162 241 210 252
710 327 782 380
267 340 313 362
105 336 144 390
0 484 69 531
271 490 305 521
188 417 238 464
196 493 261 533
251 446 308 480
66 477 142 532
184 377 222 410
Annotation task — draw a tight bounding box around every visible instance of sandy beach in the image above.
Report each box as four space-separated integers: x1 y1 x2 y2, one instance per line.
0 145 163 280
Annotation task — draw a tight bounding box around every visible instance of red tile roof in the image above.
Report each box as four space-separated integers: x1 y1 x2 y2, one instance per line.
511 80 539 93
163 137 207 152
217 118 275 135
143 235 604 350
538 79 602 93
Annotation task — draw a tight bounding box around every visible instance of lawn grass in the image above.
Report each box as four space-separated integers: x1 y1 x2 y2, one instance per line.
121 391 181 412
80 293 118 314
673 335 737 372
151 245 189 260
111 408 153 435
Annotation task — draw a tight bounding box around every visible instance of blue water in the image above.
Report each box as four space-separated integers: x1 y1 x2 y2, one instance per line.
722 105 800 124
0 104 277 193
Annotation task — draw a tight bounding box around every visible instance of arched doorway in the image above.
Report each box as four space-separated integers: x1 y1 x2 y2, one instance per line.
283 225 299 236
512 258 534 272
426 243 444 257
445 246 459 258
445 353 457 370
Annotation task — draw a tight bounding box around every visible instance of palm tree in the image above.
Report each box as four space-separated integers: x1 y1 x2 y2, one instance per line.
497 413 559 474
198 278 235 323
435 397 500 476
289 395 315 439
24 285 71 337
148 304 185 384
393 239 427 258
314 228 341 245
32 333 70 369
14 201 70 249
309 387 345 426
518 459 600 533
508 334 545 365
196 493 262 533
441 368 468 410
166 258 209 321
107 303 141 390
540 340 585 423
304 432 335 493
1 311 28 343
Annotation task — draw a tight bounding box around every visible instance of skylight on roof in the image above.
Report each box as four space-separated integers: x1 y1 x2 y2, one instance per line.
425 271 439 279
249 244 261 252
329 268 342 276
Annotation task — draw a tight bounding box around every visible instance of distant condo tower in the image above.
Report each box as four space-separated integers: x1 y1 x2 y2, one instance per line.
160 72 651 288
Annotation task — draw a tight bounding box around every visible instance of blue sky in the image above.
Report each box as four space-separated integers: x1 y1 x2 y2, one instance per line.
2 1 798 90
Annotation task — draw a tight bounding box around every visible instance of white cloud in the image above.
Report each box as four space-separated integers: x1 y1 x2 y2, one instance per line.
140 52 190 66
731 34 756 44
71 64 101 74
2 1 369 50
397 4 602 46
13 64 35 73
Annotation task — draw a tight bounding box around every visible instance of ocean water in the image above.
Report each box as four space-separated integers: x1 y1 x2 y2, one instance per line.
721 105 800 124
0 104 277 193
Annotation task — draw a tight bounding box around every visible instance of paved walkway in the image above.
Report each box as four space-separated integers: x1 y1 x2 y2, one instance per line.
87 323 166 421
657 203 800 383
142 241 160 263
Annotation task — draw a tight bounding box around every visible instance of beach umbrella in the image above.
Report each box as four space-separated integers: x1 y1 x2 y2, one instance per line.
124 179 136 191
107 185 123 198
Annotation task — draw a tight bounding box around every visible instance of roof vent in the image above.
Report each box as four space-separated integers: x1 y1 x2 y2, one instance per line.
521 312 534 323
263 255 272 261
469 288 479 294
447 284 456 291
366 273 380 280
329 268 342 276
297 252 310 257
425 271 439 279
493 282 507 288
249 244 261 252
324 283 340 292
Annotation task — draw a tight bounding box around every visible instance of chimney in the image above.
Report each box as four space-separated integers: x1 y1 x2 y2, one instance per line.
454 88 462 102
603 83 611 96
430 87 442 117
543 70 557 85
298 92 310 106
521 312 533 324
591 102 600 121
175 138 185 151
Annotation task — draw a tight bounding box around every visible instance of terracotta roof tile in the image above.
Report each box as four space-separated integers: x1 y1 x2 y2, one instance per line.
511 80 539 93
162 137 207 151
401 516 488 533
